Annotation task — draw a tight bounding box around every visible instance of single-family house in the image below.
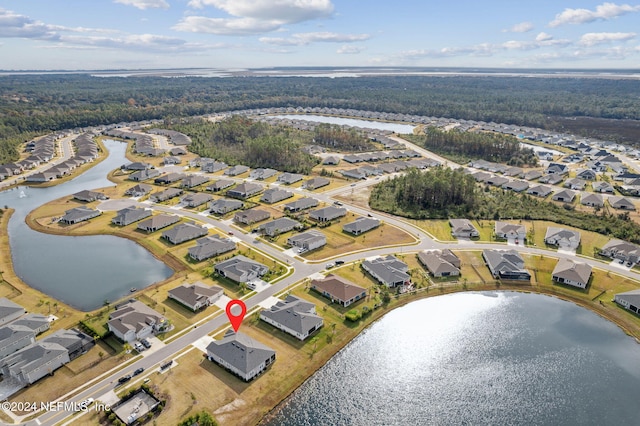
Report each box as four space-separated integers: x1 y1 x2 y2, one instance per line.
0 342 70 385
154 173 185 184
609 196 636 211
287 231 326 252
552 258 592 289
417 249 461 278
168 282 224 311
539 174 565 185
215 255 269 283
576 169 597 180
552 189 576 203
283 197 319 213
123 162 153 171
128 169 160 182
227 182 263 199
482 249 531 281
224 165 250 176
614 290 640 316
59 207 101 224
494 222 527 241
343 217 381 235
72 190 107 203
201 161 228 173
182 192 213 208
449 219 479 238
258 217 301 237
309 206 347 222
545 163 568 175
188 235 236 261
261 189 294 204
580 192 604 207
107 300 167 342
136 214 180 232
310 275 367 307
111 206 153 226
502 180 529 192
361 255 410 288
564 178 586 190
162 156 181 166
0 298 26 326
210 199 243 215
592 181 615 193
260 296 323 341
10 313 50 335
250 168 277 180
206 330 276 382
162 222 208 244
303 177 330 190
523 170 543 181
125 183 153 197
600 239 640 264
150 187 183 202
0 325 35 359
527 185 553 197
234 209 270 225
544 227 581 249
181 175 210 188
40 329 94 360
206 179 235 192
277 172 304 185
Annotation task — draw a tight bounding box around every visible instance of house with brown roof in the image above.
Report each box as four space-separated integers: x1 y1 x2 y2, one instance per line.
310 275 367 307
552 258 592 289
303 177 330 190
107 300 167 342
182 192 213 208
136 214 180 232
168 282 224 311
234 209 270 225
417 250 461 278
227 182 263 199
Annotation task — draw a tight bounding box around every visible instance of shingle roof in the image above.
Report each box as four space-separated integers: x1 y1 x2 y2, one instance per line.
206 330 275 376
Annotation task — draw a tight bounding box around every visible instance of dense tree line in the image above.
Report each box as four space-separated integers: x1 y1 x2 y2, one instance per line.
170 116 319 174
1 73 640 164
405 127 538 166
312 123 376 151
370 169 640 242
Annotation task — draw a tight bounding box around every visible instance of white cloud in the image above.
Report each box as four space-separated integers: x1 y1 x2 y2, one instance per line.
173 16 281 35
549 2 640 27
259 32 370 46
580 32 636 46
114 0 169 9
187 0 333 23
503 22 534 33
0 8 59 40
337 45 363 54
536 32 553 42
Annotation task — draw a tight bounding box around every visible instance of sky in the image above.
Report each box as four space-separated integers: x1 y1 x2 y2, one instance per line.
0 0 639 70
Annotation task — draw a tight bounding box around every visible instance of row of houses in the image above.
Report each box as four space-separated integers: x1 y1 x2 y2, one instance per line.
0 134 58 180
26 133 99 183
340 158 439 180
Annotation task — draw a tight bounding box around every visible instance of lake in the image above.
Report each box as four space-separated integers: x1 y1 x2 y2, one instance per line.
264 292 640 425
0 139 173 311
275 114 416 134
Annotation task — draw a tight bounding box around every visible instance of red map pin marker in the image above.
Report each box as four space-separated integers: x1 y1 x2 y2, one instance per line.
226 299 247 332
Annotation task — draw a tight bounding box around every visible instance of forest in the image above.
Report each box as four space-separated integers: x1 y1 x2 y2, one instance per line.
168 116 320 174
370 167 640 243
1 73 640 164
404 127 538 166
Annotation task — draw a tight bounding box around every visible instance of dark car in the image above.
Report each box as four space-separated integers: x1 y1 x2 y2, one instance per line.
133 367 145 376
141 339 151 348
335 260 345 265
118 375 131 384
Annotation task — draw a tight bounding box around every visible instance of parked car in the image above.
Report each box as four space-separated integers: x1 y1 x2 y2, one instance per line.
134 342 145 352
133 367 145 376
118 375 131 384
79 398 94 408
141 339 151 349
325 262 335 269
335 260 345 265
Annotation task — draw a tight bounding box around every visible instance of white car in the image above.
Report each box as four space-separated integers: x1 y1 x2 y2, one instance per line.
80 398 94 408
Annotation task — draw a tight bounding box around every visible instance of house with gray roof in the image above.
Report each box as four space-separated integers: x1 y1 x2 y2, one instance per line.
224 165 250 176
494 222 526 241
123 162 153 171
168 281 224 311
107 299 167 342
310 275 367 307
182 192 213 208
150 187 183 202
162 222 208 244
287 231 326 252
137 214 180 232
449 219 479 238
552 189 576 203
600 239 640 264
309 206 347 222
111 206 152 226
40 328 94 360
523 170 543 181
181 174 210 188
544 227 581 250
10 313 49 335
362 255 410 288
154 172 185 184
250 168 277 180
283 197 319 213
343 217 381 235
340 168 367 180
73 190 107 203
201 160 228 173
128 169 160 182
609 196 636 211
482 249 531 281
527 184 553 197
322 156 340 165
227 182 263 199
502 180 529 192
234 208 270 225
206 179 235 192
614 289 640 317
539 174 564 185
260 295 323 341
303 177 330 190
552 258 592 289
576 169 597 180
125 183 153 197
210 199 243 215
545 163 568 175
188 235 236 261
206 330 276 382
215 255 269 283
417 249 461 278
261 188 293 204
0 298 26 326
162 156 181 166
258 217 301 237
60 207 101 224
580 192 604 207
277 172 304 185
592 181 615 193
0 341 70 385
0 325 35 359
564 178 586 190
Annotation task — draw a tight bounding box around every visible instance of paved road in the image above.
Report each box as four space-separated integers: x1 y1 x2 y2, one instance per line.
13 135 640 426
